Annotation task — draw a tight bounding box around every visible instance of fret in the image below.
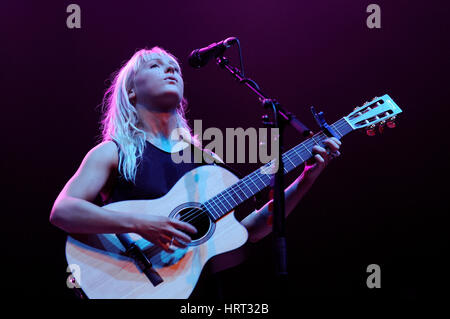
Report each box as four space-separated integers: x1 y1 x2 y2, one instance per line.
239 180 252 200
240 178 254 196
285 154 295 167
331 123 342 138
239 183 251 201
254 173 265 185
231 183 245 202
203 201 220 219
220 191 233 209
301 142 312 157
252 170 270 189
248 174 262 192
293 147 304 162
283 153 295 172
311 135 320 145
212 195 229 215
253 170 266 185
225 188 239 206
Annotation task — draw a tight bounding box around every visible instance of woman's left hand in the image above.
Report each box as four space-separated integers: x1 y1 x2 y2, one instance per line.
302 136 342 181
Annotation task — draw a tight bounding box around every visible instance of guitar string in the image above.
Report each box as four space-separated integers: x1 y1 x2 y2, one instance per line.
179 119 350 224
194 107 392 222
204 118 350 214
128 114 382 260
134 120 350 259
178 119 350 224
177 119 351 225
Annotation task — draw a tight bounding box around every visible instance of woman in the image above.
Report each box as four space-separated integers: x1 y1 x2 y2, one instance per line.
50 46 341 271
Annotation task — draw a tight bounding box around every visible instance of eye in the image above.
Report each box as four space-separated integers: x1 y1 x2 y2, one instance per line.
150 64 158 68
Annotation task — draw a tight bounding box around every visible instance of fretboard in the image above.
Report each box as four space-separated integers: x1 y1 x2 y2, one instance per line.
203 117 353 221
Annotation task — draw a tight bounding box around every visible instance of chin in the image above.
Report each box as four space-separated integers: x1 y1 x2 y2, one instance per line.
155 93 182 109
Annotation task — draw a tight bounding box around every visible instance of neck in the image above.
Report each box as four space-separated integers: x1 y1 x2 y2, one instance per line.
136 103 179 140
203 117 353 221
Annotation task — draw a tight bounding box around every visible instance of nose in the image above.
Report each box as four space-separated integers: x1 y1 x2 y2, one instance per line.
165 65 175 74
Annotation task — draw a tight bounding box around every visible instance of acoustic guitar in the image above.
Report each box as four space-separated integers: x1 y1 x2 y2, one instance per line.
66 94 402 298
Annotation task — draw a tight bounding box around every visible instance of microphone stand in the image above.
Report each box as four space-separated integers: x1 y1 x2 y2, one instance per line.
216 56 312 296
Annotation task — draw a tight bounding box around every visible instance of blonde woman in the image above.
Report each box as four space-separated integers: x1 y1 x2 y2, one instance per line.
50 46 341 263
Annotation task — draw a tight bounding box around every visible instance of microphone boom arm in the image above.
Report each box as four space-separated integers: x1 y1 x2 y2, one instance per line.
216 56 312 137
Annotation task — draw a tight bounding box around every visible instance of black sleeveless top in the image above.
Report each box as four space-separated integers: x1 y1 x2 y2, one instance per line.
102 140 216 205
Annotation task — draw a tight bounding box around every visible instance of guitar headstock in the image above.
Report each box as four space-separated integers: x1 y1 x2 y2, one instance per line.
344 94 402 136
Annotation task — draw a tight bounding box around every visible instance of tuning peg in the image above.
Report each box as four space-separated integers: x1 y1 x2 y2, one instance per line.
386 121 396 129
366 124 377 136
386 116 396 128
378 121 385 134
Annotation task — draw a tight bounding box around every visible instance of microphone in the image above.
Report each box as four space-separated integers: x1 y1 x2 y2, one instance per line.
188 37 237 68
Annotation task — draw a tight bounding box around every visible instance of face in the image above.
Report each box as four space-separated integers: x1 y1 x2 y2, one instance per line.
130 54 184 111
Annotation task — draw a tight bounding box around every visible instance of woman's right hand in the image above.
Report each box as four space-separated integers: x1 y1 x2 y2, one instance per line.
133 214 197 253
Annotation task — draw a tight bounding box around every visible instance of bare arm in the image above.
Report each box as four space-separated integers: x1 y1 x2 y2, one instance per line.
49 141 196 252
241 170 316 243
49 141 135 234
242 137 341 243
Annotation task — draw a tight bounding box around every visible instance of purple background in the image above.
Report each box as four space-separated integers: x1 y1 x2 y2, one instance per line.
2 0 448 302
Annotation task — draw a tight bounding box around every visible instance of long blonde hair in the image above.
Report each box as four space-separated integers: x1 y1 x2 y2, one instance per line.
99 47 193 183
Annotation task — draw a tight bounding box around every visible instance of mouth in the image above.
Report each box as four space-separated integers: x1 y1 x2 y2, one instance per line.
164 77 178 83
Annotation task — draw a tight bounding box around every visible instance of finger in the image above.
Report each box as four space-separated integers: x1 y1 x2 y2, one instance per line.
323 139 340 152
328 152 339 160
159 233 172 243
314 154 325 164
165 236 187 251
166 227 193 244
329 137 341 146
172 238 188 249
157 239 175 253
330 150 341 158
312 145 328 157
170 219 198 234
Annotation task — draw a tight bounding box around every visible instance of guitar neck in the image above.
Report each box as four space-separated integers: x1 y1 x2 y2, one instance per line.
203 117 353 221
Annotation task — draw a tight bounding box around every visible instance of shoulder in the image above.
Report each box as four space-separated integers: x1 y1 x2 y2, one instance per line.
56 140 119 202
83 140 119 170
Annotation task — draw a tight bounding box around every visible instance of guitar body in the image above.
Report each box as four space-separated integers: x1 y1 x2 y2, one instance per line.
66 165 248 299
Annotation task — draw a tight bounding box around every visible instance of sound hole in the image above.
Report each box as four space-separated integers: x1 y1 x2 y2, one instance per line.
175 205 214 245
